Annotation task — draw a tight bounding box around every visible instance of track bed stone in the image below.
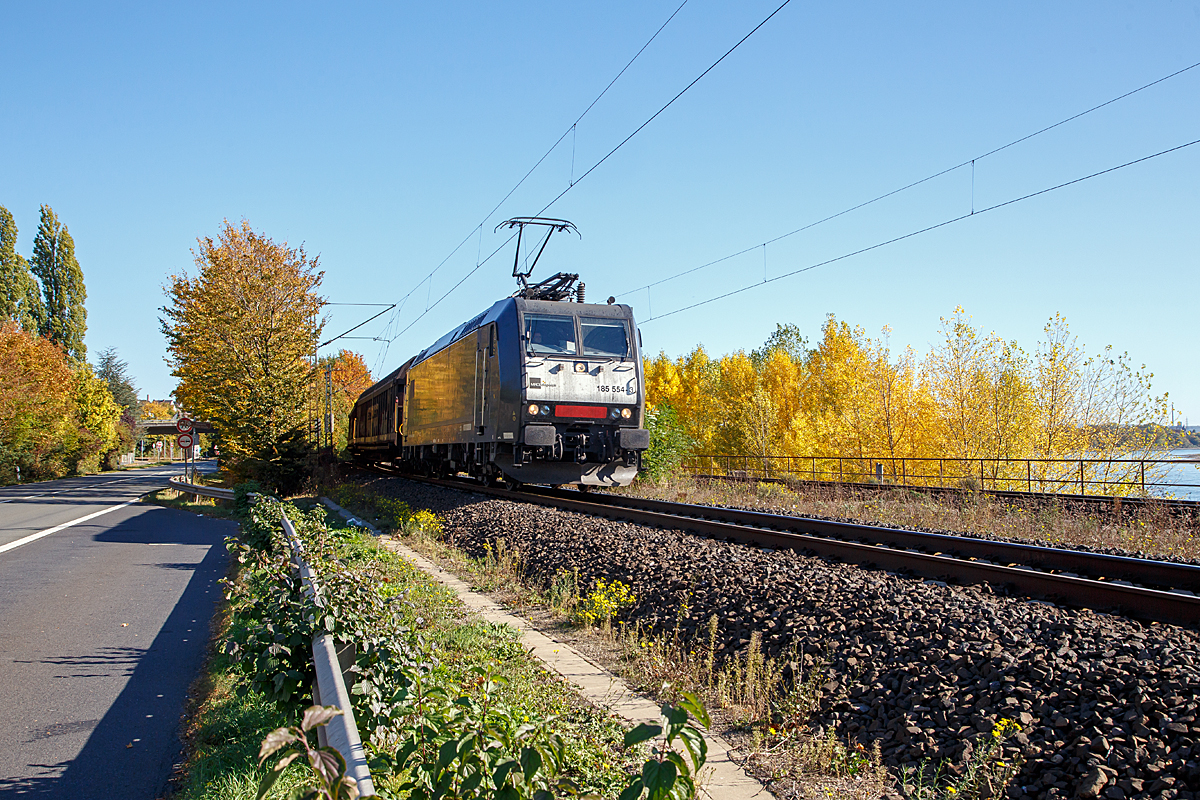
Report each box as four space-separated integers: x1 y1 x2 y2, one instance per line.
359 475 1200 800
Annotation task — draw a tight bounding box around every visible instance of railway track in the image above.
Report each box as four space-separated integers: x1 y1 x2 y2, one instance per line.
361 466 1200 627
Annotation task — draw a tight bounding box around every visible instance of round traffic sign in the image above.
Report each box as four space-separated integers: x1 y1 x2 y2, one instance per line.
177 433 195 449
176 417 194 434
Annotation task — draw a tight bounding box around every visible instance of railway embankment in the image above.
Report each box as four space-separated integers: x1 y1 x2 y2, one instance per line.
354 473 1200 800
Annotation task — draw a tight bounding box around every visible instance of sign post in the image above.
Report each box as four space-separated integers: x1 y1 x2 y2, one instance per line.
177 432 195 483
176 418 195 482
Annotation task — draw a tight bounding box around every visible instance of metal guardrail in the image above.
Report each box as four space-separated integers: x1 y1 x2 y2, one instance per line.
168 475 235 500
279 512 376 796
682 453 1200 498
163 480 374 790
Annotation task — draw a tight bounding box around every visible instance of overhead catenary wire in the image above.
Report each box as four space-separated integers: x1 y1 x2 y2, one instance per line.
640 135 1200 323
618 57 1200 297
534 0 795 218
367 0 793 370
359 0 692 363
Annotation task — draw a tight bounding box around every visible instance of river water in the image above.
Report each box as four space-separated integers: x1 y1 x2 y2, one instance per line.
1161 448 1200 500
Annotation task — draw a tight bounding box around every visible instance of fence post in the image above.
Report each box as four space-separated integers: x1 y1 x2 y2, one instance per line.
1079 460 1085 495
1141 461 1145 496
1027 460 1031 494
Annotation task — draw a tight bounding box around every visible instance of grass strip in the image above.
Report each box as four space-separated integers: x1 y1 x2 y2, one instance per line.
170 493 644 799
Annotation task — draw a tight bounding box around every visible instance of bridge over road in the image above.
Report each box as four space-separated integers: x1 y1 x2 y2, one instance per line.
137 417 216 436
0 462 232 797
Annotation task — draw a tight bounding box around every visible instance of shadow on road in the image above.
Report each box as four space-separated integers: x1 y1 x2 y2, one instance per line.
0 506 234 797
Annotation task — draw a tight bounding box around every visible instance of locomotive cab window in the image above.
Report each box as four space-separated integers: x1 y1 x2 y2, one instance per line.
580 317 629 358
524 314 577 356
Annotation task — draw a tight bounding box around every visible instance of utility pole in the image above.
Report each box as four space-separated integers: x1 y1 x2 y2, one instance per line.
324 365 334 452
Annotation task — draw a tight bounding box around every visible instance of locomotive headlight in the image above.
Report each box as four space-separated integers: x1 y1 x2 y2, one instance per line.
610 408 621 419
527 403 540 416
620 408 632 419
573 362 587 373
541 405 551 416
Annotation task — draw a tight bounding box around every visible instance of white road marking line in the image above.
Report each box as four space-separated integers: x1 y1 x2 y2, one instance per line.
0 501 137 555
0 474 164 503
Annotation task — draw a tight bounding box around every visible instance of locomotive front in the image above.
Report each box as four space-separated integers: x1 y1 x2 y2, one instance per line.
504 298 649 487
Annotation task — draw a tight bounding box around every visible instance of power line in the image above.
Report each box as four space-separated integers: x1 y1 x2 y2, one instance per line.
376 0 796 361
619 58 1200 297
368 0 692 362
535 0 795 217
641 136 1200 323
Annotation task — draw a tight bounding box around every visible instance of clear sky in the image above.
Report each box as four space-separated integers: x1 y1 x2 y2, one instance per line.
5 1 1198 422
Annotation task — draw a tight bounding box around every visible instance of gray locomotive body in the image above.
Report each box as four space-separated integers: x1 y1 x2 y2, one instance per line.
348 296 650 487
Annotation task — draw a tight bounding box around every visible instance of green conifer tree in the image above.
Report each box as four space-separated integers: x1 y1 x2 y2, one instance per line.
0 205 45 332
95 347 140 417
30 205 86 361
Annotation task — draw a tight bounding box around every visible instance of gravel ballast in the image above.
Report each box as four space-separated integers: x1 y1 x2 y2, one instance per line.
360 475 1200 800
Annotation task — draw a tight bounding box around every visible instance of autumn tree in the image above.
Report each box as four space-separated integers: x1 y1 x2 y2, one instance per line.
318 349 373 452
162 219 325 491
0 322 75 482
30 205 87 362
0 205 44 332
141 399 175 419
71 363 121 473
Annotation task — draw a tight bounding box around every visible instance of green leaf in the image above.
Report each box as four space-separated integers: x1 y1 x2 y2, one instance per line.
520 746 543 782
617 780 644 800
492 759 518 788
646 759 677 800
623 723 662 747
662 705 688 742
438 738 458 770
302 705 343 732
257 727 298 762
677 727 708 773
677 691 710 729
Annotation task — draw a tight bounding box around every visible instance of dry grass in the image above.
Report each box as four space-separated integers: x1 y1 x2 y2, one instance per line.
622 474 1200 560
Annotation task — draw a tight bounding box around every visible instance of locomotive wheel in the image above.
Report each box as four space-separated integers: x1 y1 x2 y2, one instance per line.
578 484 592 493
503 476 521 491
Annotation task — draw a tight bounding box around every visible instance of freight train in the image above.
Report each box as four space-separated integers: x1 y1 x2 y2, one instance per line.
347 219 650 488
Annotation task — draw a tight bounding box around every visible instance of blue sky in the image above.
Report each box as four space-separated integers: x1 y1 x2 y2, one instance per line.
5 1 1199 423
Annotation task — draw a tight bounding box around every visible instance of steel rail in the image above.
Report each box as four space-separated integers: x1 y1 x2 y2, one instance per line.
391 472 1200 627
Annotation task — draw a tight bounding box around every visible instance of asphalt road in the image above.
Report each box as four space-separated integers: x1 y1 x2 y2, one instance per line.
0 463 234 798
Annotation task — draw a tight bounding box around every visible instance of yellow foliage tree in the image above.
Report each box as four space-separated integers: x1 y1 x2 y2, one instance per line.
643 307 1171 494
71 363 121 474
162 220 325 489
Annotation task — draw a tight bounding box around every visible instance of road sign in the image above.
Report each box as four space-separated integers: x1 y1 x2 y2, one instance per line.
177 433 194 449
176 417 194 434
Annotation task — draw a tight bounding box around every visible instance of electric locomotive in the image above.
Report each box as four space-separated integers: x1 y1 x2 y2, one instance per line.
348 218 650 488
